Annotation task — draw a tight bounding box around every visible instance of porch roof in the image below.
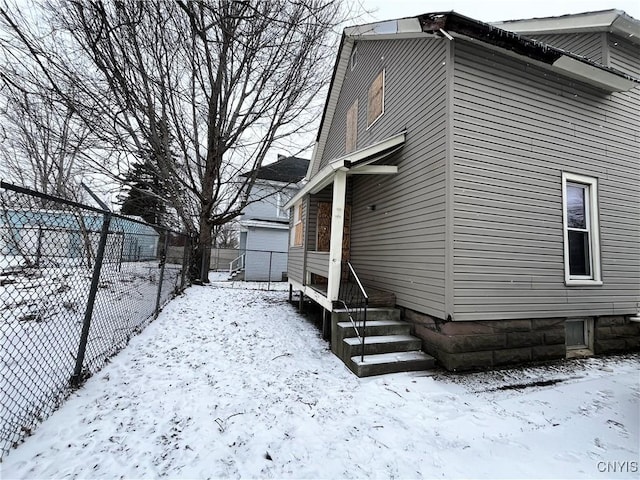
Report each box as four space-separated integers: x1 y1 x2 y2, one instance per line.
284 131 405 210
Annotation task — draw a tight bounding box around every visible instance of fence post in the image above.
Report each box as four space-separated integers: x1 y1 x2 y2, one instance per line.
154 231 170 318
267 251 273 291
179 234 190 291
117 231 125 272
35 224 43 267
71 212 112 387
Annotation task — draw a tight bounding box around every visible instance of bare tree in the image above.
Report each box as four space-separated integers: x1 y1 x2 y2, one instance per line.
213 221 238 249
0 87 94 201
0 0 345 282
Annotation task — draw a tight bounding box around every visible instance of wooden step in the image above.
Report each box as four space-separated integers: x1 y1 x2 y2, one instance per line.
349 351 436 377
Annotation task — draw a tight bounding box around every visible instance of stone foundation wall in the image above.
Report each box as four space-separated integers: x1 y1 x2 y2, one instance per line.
594 316 640 353
402 308 640 371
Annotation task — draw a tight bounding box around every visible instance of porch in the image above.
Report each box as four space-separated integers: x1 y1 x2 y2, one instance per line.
306 281 396 309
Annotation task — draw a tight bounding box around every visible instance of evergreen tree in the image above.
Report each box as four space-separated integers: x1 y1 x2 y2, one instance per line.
120 159 166 226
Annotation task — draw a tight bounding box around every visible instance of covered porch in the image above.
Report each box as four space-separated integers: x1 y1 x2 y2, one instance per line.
285 132 405 313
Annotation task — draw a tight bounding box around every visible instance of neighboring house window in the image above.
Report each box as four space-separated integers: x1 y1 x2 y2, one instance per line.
346 100 358 153
562 172 601 285
292 202 303 247
276 192 289 218
367 69 385 128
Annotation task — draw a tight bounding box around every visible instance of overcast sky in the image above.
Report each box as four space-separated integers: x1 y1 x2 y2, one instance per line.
359 0 640 24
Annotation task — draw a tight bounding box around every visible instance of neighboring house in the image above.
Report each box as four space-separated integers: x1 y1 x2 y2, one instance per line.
285 10 640 373
0 209 159 269
236 155 309 281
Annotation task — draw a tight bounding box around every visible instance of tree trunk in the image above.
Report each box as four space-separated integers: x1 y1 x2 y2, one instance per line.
191 216 213 283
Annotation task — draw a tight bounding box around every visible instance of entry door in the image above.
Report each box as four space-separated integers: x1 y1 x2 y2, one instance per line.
316 202 351 261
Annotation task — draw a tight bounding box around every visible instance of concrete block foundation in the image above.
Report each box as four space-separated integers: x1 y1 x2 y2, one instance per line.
402 309 640 371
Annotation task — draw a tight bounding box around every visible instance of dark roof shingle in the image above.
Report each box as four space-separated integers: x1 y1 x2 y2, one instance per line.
242 155 309 183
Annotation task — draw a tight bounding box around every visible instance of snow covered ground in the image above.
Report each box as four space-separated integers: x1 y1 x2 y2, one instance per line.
1 279 638 479
1 260 184 457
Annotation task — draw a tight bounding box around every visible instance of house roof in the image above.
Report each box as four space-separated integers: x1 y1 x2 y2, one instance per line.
493 9 640 45
242 155 310 184
308 10 640 179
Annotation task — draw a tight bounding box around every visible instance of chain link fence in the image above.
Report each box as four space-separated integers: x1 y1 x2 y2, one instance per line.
0 181 192 459
228 248 289 284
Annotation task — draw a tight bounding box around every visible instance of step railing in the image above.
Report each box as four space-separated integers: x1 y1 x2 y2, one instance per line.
229 253 245 274
337 261 369 362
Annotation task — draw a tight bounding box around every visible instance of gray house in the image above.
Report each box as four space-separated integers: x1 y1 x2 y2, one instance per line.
237 155 309 281
285 10 640 374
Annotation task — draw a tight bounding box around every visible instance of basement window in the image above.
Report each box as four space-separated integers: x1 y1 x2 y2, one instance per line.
565 318 594 358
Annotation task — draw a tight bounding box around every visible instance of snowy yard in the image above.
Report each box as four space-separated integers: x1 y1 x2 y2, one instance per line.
1 279 638 479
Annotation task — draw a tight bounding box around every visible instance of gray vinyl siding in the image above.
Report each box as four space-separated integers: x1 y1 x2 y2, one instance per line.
306 252 330 277
346 38 449 318
608 34 640 78
319 38 444 167
528 33 604 63
288 248 304 283
451 39 640 321
244 227 288 281
242 183 296 222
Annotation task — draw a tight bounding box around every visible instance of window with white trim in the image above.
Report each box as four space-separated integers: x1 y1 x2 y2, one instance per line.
291 201 303 247
367 69 385 128
346 99 358 153
276 192 289 218
562 172 601 285
350 45 357 70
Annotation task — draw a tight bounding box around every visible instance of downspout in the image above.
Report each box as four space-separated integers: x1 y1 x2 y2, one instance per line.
439 28 454 41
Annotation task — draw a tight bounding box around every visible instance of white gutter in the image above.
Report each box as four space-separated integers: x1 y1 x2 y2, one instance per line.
239 219 289 230
552 55 637 91
494 10 640 45
450 31 638 92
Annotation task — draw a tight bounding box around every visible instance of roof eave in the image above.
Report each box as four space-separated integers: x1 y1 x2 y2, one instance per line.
450 31 639 92
552 55 637 91
286 132 405 210
494 10 640 45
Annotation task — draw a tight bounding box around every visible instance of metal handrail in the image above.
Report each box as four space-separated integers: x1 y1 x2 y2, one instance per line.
229 253 245 274
337 261 369 362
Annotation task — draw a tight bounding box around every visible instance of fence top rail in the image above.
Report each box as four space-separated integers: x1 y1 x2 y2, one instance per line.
1 181 187 236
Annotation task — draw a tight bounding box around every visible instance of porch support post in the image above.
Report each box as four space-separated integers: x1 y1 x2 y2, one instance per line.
326 169 347 303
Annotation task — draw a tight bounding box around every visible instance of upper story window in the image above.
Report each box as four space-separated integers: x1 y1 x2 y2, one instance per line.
367 69 385 128
562 172 602 285
346 99 358 153
276 192 289 218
